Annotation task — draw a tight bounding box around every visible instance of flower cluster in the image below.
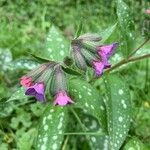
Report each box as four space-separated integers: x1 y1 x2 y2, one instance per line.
71 33 118 76
20 33 117 106
20 63 74 106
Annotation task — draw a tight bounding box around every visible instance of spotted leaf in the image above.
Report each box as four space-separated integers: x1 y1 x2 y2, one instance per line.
0 48 12 72
36 26 70 62
7 87 27 102
117 0 135 56
105 74 131 150
69 78 106 129
36 105 68 150
11 59 38 70
123 137 147 150
79 113 109 150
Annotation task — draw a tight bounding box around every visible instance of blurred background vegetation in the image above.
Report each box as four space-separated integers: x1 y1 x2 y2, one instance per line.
0 0 149 149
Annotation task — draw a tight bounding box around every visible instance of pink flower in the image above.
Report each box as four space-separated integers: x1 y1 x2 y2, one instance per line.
54 90 74 106
145 9 150 14
92 60 104 76
97 43 118 58
20 76 34 87
25 82 45 101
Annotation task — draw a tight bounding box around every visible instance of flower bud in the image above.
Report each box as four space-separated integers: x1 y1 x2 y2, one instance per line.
78 33 101 42
72 44 87 71
49 65 67 96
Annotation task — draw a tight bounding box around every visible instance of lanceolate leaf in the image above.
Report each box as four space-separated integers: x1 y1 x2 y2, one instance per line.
100 23 117 43
69 78 106 129
105 74 131 150
36 105 68 150
117 0 135 56
36 26 70 62
7 87 27 102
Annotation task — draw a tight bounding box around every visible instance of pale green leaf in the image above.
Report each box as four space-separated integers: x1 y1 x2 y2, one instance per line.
36 105 68 150
105 74 132 150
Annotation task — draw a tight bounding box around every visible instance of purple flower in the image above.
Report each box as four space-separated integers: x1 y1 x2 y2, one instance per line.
92 60 104 76
54 90 74 106
25 82 45 101
97 43 118 68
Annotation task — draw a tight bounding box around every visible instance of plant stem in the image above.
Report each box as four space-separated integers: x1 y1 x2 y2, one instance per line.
107 54 150 72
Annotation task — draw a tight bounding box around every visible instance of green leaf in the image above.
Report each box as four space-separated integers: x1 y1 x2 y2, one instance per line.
133 48 150 57
62 66 82 76
117 0 135 56
7 87 27 102
79 113 108 150
69 78 106 129
10 59 38 70
36 26 70 62
105 74 131 150
75 22 83 38
123 137 148 150
0 48 12 72
17 128 37 150
100 23 117 43
30 53 51 63
36 105 68 150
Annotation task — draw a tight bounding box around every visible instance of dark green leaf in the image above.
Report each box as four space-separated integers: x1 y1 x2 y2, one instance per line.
69 78 106 129
62 66 82 76
117 0 135 56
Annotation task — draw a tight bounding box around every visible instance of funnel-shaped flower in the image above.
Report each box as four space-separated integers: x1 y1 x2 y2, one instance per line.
54 90 74 106
25 82 45 101
97 43 118 58
92 60 104 76
97 43 118 68
20 76 34 87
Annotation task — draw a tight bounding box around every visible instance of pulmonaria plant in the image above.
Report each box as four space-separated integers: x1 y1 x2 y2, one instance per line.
20 62 73 106
71 33 118 76
20 33 117 106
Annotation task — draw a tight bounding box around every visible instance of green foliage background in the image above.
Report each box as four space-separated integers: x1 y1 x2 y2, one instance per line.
0 0 150 150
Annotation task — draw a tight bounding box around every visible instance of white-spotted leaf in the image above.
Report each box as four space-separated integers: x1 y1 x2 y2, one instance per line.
117 0 135 56
79 113 108 150
123 138 147 150
36 105 68 150
105 75 131 150
11 59 38 70
69 78 106 129
7 87 27 102
37 26 70 62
